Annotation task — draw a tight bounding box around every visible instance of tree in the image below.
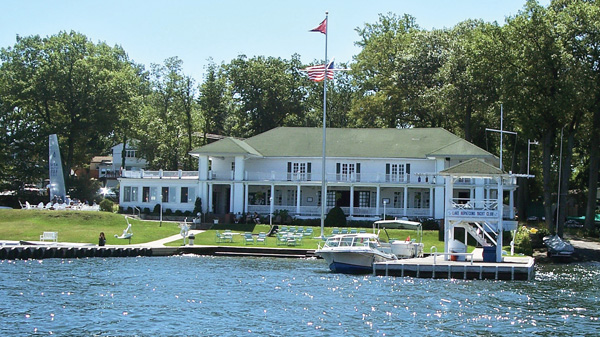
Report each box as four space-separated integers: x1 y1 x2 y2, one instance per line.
556 0 600 232
137 57 198 170
224 54 307 138
0 31 142 189
503 1 583 235
198 60 228 142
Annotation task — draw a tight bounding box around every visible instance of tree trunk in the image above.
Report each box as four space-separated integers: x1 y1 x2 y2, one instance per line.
542 130 555 231
121 135 127 174
557 128 575 237
585 105 600 231
464 103 472 142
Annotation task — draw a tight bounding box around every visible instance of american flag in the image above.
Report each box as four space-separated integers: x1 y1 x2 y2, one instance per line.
302 61 334 82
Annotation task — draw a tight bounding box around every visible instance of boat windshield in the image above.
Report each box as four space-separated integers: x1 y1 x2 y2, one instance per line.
325 235 375 248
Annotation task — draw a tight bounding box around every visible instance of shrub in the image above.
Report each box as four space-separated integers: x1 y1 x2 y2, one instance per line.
174 210 183 216
165 208 173 215
183 211 192 216
153 204 161 215
143 207 151 215
99 199 114 212
193 197 202 216
514 226 533 255
325 206 347 227
422 218 439 230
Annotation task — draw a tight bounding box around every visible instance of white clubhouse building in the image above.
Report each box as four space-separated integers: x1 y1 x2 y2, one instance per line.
118 127 517 224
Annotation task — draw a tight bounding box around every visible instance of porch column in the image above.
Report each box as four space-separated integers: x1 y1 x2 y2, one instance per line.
429 186 434 217
230 183 235 213
375 185 381 216
199 181 208 213
198 155 209 180
403 186 408 216
296 184 301 215
509 188 515 219
233 182 244 214
269 184 275 217
496 176 503 262
475 178 485 207
234 156 245 181
244 183 249 213
349 185 354 217
208 183 213 213
444 176 455 260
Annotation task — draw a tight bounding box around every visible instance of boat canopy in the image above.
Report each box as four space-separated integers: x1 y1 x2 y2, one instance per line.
374 219 422 230
373 219 423 243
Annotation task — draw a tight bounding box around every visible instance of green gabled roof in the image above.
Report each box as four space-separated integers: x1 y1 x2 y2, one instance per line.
440 158 505 176
189 137 262 157
190 127 495 159
428 138 493 158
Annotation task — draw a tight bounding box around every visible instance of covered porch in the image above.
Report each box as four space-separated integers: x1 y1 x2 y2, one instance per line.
244 183 434 220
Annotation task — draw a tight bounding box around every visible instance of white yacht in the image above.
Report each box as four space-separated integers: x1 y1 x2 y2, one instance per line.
316 219 424 274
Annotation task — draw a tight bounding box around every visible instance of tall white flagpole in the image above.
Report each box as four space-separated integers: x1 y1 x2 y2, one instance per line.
320 11 329 239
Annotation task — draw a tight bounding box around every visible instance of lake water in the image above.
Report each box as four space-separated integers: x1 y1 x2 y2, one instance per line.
1 256 599 336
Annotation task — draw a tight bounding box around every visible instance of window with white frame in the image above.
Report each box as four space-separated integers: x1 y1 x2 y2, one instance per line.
287 162 310 181
386 163 409 182
123 186 131 202
358 191 370 207
413 190 430 208
393 191 404 208
125 150 136 158
142 187 149 202
181 187 189 203
131 186 138 202
162 187 169 203
317 191 337 207
286 189 297 206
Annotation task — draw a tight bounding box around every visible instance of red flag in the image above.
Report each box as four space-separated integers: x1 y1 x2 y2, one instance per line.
310 18 327 34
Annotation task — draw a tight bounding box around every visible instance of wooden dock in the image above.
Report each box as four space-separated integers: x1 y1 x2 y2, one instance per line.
373 250 535 281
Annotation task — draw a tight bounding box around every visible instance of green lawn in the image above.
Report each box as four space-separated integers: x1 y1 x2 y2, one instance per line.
167 224 445 251
0 209 179 245
0 209 446 250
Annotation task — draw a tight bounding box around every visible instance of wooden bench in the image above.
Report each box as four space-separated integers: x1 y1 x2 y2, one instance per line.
40 231 58 242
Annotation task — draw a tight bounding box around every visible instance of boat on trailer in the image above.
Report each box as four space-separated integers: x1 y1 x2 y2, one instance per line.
315 219 424 274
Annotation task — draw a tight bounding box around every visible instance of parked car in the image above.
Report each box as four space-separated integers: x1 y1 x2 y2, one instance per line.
564 219 583 228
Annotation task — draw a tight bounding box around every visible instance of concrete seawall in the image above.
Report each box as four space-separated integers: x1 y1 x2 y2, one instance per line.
0 242 316 260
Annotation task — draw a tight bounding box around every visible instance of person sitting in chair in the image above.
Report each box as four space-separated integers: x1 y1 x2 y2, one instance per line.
253 212 261 224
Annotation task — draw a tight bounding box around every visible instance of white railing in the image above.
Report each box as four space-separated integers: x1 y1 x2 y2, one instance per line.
121 169 199 179
246 205 432 218
451 198 498 210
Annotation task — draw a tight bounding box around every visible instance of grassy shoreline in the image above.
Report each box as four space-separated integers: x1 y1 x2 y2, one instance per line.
0 209 446 250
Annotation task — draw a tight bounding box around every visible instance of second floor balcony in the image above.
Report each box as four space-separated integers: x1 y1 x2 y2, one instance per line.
121 169 513 187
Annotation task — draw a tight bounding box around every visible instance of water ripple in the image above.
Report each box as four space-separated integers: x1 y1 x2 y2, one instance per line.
1 257 599 335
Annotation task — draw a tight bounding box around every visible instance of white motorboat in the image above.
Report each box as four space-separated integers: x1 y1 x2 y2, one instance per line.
315 219 424 274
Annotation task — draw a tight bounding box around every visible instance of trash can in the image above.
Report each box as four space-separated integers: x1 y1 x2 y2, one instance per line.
188 234 195 246
483 246 496 262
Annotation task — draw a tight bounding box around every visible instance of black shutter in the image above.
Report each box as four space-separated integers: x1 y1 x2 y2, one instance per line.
406 163 411 174
287 162 292 181
307 162 311 181
356 163 361 182
386 164 390 182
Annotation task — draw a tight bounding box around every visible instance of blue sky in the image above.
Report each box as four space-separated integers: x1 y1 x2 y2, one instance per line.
2 0 549 82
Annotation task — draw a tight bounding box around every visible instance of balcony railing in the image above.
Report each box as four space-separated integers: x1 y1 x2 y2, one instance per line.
122 169 199 179
246 205 432 218
447 198 513 219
